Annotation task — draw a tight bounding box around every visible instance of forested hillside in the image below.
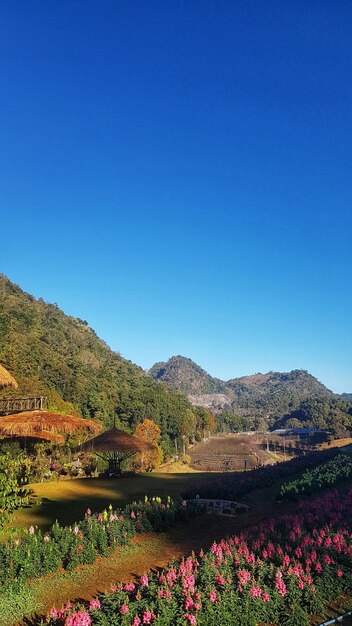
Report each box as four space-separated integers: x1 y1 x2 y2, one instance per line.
276 396 352 436
227 370 333 416
149 356 333 416
0 275 196 454
148 356 352 435
149 355 230 396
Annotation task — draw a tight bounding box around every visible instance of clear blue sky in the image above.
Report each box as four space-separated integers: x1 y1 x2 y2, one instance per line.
1 1 351 393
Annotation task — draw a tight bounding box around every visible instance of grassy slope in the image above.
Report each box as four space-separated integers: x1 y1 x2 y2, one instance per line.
12 473 213 531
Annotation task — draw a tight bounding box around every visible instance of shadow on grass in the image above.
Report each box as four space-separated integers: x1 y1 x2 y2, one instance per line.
12 472 219 531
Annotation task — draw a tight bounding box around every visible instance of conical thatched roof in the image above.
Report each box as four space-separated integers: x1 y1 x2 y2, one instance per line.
77 426 154 454
0 430 65 444
0 411 102 437
0 364 18 390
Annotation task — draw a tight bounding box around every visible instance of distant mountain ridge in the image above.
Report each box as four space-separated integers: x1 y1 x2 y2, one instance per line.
148 355 336 418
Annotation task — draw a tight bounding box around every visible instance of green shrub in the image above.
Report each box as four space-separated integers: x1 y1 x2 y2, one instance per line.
0 581 36 626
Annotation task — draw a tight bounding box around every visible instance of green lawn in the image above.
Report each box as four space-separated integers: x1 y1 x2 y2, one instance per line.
12 472 215 531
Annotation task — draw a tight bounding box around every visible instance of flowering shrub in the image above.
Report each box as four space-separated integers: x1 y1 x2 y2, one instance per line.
280 454 352 500
46 488 352 626
182 447 340 502
0 497 201 585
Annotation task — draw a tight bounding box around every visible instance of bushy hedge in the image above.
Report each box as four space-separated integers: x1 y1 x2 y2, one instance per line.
0 497 201 585
46 488 352 626
279 454 352 500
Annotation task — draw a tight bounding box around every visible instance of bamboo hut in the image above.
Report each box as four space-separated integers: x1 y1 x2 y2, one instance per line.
0 364 18 390
76 426 154 476
0 410 102 438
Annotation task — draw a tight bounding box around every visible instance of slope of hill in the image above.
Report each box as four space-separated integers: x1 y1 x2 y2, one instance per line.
149 355 230 396
226 369 333 416
148 356 335 419
0 275 194 447
341 393 352 402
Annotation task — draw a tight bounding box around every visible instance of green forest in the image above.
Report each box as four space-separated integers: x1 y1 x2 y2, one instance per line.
0 276 204 455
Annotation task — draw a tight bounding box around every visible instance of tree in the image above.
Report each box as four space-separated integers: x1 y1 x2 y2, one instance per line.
135 418 161 444
133 419 163 472
193 406 216 437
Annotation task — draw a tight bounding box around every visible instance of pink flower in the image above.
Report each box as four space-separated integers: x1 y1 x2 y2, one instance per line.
185 597 194 610
130 510 136 519
140 574 149 587
89 600 101 611
124 582 136 592
44 534 50 543
120 604 129 614
74 526 79 535
250 586 262 598
28 525 35 535
64 611 92 626
132 618 141 626
209 590 217 602
262 592 270 603
86 508 91 516
337 569 343 577
97 513 103 522
183 614 197 625
142 609 156 623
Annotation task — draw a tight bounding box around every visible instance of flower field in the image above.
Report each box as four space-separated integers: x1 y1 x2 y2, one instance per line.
45 487 352 626
0 497 201 585
280 454 352 500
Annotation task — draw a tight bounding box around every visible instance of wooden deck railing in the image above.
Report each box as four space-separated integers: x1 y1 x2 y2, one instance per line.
0 396 47 415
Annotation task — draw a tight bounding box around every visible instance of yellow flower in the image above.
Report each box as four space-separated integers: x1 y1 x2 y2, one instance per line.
108 504 113 511
103 510 108 521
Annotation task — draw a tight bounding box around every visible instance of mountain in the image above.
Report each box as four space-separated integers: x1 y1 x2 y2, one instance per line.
226 370 333 417
0 275 195 450
341 393 352 402
148 356 233 410
148 356 335 419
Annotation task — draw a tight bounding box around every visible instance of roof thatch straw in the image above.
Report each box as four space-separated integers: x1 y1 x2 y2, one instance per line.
0 411 102 437
77 426 155 454
0 364 18 390
0 430 64 444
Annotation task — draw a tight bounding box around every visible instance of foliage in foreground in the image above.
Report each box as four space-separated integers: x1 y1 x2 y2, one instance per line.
46 488 352 626
280 453 352 500
0 581 36 626
0 497 201 585
0 451 31 526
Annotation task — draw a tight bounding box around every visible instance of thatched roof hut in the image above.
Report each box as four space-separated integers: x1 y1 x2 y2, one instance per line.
78 426 154 454
77 426 154 475
0 364 18 390
0 410 102 438
0 430 65 444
